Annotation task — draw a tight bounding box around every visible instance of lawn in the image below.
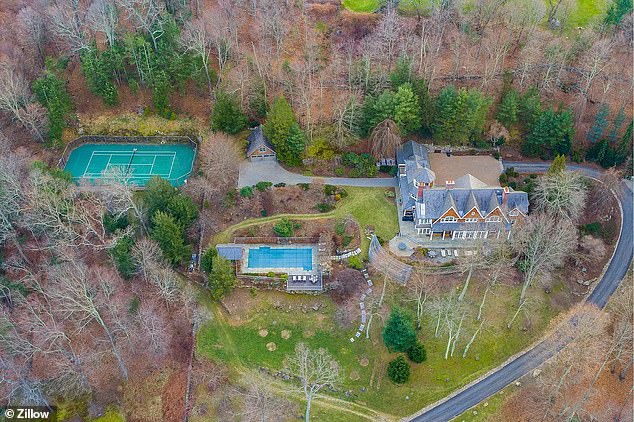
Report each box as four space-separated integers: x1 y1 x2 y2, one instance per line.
563 0 609 28
212 187 399 259
341 0 382 12
196 273 559 419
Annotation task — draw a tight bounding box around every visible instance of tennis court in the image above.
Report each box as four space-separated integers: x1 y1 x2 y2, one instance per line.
64 143 196 187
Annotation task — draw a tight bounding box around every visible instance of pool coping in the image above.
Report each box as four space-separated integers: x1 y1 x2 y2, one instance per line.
240 244 318 276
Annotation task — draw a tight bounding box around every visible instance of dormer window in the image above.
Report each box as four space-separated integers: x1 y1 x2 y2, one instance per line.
486 216 502 222
442 216 456 222
399 164 406 176
464 218 478 223
509 210 518 217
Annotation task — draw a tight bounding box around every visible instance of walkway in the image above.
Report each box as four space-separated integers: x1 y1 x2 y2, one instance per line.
238 160 397 188
407 162 633 422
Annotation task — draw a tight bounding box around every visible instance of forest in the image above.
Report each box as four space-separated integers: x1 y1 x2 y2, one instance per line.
0 0 632 421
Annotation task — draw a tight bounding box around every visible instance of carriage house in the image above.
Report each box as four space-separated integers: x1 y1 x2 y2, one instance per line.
246 125 277 161
396 141 529 241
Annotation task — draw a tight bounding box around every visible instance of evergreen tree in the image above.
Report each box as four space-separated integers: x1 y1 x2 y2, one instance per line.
280 123 306 166
208 254 237 300
518 87 542 132
211 91 248 134
387 356 410 384
393 84 422 134
144 177 178 225
382 308 417 353
604 0 633 26
150 211 191 266
390 56 412 88
497 89 520 128
166 195 199 228
587 104 609 143
432 86 491 145
263 96 296 151
33 62 74 143
547 154 566 174
523 107 574 158
412 78 434 133
608 106 626 143
80 45 119 106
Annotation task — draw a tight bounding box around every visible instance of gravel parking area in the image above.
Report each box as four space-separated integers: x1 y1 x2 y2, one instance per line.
428 153 503 186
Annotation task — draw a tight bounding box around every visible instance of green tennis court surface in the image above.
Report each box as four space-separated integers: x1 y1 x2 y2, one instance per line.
64 143 196 187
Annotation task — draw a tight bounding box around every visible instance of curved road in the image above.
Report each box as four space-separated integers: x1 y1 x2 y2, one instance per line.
409 162 633 422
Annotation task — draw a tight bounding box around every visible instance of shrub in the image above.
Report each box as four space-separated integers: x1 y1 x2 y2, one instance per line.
407 343 427 363
383 307 417 353
338 188 349 198
103 213 129 234
317 203 335 213
347 255 363 270
297 183 310 191
335 167 344 176
240 186 254 198
342 235 353 247
128 296 140 315
274 218 295 237
223 190 236 208
266 271 276 278
499 173 508 185
324 184 337 196
274 182 286 187
335 221 346 236
387 356 410 384
260 209 267 217
256 181 273 192
110 236 135 279
200 248 216 273
580 222 602 237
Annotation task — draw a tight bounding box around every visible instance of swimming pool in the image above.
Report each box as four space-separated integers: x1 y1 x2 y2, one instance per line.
246 246 313 271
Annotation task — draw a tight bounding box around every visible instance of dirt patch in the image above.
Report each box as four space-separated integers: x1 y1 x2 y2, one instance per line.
266 342 277 351
281 330 292 339
161 367 187 422
303 330 315 338
258 329 269 337
349 370 360 381
359 358 370 367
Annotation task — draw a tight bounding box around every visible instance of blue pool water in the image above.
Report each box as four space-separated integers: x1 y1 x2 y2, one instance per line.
247 246 313 271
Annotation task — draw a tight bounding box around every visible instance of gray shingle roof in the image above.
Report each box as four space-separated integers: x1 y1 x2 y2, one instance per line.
418 188 529 220
216 244 244 260
246 125 275 156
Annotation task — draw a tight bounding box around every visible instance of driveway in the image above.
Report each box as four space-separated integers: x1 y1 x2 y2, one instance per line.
238 160 397 188
408 161 633 422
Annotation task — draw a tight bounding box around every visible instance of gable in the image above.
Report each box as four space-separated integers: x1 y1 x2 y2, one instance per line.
462 206 483 219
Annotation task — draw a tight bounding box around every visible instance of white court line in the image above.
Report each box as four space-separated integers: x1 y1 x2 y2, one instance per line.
166 154 176 179
83 151 97 177
149 156 157 175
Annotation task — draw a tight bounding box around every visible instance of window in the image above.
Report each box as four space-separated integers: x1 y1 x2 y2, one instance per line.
486 216 502 222
259 147 267 152
509 210 518 217
418 228 431 235
464 218 478 223
442 216 456 222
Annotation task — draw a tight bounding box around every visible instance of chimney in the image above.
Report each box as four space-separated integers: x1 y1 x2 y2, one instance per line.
445 179 455 189
417 184 424 200
502 186 509 205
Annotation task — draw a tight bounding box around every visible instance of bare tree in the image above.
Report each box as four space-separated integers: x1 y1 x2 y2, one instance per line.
373 6 403 71
285 342 340 422
17 6 47 65
369 119 402 160
259 0 289 76
533 170 588 223
0 149 31 261
88 0 119 48
137 302 170 356
180 18 213 98
189 133 241 198
132 238 181 304
0 62 47 143
511 213 577 303
47 0 90 54
406 265 436 329
47 261 129 380
119 0 165 51
234 373 296 421
99 166 147 233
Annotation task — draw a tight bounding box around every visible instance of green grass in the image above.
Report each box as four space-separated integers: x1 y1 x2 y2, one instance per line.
213 187 399 259
341 0 382 12
196 276 558 418
563 0 609 28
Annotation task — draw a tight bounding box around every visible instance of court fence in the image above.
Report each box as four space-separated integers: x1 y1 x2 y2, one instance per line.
232 236 320 245
57 135 199 169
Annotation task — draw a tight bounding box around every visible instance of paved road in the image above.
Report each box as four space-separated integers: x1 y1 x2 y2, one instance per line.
238 160 397 188
409 162 633 422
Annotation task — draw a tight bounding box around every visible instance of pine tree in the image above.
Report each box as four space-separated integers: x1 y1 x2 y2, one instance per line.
431 86 490 145
211 91 248 134
382 308 417 353
263 96 296 151
432 85 461 143
608 106 626 143
390 56 412 88
523 107 574 158
604 0 633 26
587 104 609 143
547 154 566 174
33 62 74 143
208 255 237 300
281 123 306 166
412 78 434 133
393 83 422 134
497 89 520 128
150 211 191 266
518 87 542 132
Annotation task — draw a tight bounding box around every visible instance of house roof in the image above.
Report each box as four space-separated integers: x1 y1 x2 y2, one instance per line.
246 126 275 156
454 174 488 189
418 188 529 220
396 141 435 209
216 244 244 261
